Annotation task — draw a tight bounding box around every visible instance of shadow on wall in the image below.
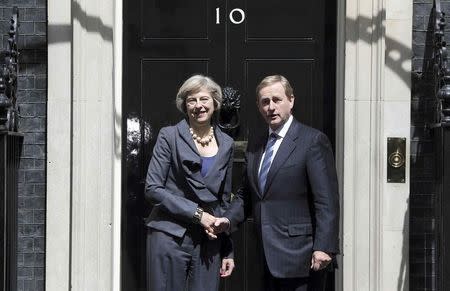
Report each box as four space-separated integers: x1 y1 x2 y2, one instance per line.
47 1 113 44
346 10 412 89
346 9 412 291
45 1 121 157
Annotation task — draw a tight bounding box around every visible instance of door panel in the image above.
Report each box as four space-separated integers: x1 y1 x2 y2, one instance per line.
140 59 208 126
245 0 320 39
141 0 208 39
123 0 336 290
227 0 327 139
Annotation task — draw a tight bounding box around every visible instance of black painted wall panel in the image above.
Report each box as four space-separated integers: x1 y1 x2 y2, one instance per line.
411 0 443 290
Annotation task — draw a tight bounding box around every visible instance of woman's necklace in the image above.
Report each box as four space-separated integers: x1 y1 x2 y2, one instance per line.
190 126 214 146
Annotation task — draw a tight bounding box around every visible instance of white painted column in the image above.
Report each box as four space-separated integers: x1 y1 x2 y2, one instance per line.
71 0 115 290
343 0 411 290
381 1 411 289
47 0 120 290
344 1 383 289
112 0 123 290
46 0 72 290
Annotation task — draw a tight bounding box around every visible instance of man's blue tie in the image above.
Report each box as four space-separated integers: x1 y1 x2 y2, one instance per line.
259 133 278 192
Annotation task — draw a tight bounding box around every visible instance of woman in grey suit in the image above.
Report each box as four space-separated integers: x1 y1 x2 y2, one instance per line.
145 75 236 291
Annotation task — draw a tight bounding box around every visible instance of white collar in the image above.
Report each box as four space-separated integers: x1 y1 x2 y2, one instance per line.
269 115 293 138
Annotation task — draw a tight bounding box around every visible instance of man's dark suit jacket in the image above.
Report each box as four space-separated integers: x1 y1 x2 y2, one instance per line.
226 118 339 278
145 119 235 257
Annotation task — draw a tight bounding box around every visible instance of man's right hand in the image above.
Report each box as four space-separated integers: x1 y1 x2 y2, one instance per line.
201 213 232 240
311 251 332 271
213 217 230 234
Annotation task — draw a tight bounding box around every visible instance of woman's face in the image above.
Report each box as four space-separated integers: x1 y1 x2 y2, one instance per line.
185 89 215 127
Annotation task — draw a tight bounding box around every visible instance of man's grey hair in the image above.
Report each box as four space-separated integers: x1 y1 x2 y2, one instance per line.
256 75 294 98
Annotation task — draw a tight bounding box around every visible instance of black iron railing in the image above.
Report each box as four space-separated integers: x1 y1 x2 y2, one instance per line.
0 6 20 132
0 133 22 291
0 7 22 291
432 0 450 128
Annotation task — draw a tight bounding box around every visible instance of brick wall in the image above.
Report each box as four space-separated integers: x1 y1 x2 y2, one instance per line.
412 0 440 290
0 1 47 291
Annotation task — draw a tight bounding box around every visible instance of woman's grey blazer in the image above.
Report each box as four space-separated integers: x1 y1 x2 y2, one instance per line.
145 119 235 254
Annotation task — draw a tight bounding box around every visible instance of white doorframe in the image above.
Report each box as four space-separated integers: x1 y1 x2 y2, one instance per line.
112 0 123 289
335 0 346 289
47 0 72 289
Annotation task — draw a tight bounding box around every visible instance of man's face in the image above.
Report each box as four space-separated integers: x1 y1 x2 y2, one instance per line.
257 82 294 130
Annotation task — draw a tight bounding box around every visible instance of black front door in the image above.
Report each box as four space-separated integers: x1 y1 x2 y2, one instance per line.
122 1 336 290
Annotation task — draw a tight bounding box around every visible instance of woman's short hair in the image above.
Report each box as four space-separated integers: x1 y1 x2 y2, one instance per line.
255 75 294 98
176 75 222 114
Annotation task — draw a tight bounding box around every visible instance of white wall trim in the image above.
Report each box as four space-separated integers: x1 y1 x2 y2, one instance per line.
343 0 384 289
70 0 115 289
47 0 120 290
46 0 72 290
112 0 123 289
335 0 346 289
343 0 411 290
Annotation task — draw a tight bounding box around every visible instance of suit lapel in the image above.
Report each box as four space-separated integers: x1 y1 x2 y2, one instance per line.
177 119 200 156
176 120 231 203
202 128 232 195
251 134 267 198
262 120 299 196
176 120 216 203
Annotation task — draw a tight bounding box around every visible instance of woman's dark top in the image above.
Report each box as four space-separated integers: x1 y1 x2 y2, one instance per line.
200 155 216 177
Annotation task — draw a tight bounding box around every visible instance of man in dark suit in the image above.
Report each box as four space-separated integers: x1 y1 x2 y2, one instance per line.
224 75 340 291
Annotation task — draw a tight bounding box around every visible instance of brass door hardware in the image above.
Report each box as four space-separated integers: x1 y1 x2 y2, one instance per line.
387 137 406 183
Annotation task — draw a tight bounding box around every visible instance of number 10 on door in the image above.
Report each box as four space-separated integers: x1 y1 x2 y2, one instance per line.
216 7 246 24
